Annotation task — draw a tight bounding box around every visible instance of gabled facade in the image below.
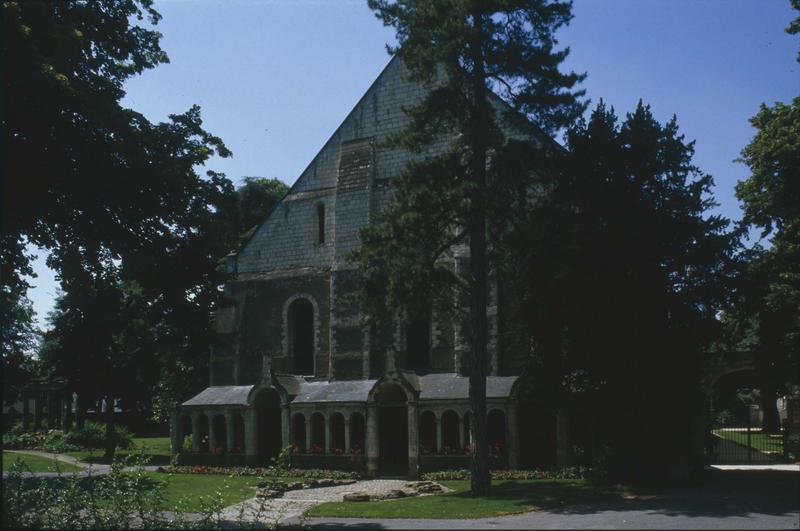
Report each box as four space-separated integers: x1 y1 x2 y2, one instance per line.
171 56 546 477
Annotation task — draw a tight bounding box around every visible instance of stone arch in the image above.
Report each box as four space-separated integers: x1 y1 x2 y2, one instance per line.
251 387 282 463
281 293 320 372
331 412 346 452
212 414 227 451
488 408 506 455
419 410 437 454
441 410 460 453
464 411 472 447
372 380 409 475
349 412 366 453
292 413 306 451
197 414 209 452
310 412 326 453
232 413 245 453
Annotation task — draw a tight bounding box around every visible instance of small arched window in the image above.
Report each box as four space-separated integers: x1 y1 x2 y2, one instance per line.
316 202 325 244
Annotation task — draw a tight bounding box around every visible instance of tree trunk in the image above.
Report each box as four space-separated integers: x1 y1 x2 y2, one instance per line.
104 396 117 459
467 4 491 497
75 393 87 430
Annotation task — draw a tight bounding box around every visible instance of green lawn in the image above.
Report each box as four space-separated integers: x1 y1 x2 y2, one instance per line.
3 451 84 473
306 479 635 519
713 429 784 454
66 436 172 465
145 472 305 512
145 471 260 512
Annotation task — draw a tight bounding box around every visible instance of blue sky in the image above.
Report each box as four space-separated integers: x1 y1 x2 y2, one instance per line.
27 0 799 327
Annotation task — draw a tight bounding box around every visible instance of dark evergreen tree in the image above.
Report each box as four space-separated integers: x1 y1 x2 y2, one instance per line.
356 0 586 494
513 102 738 479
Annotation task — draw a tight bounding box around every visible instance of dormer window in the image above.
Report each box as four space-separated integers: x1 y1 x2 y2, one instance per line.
316 202 325 245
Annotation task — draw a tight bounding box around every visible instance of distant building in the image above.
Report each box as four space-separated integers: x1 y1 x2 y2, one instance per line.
172 56 553 477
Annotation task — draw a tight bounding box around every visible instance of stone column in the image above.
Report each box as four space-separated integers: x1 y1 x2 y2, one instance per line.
208 411 217 451
324 413 331 454
191 413 200 451
33 395 43 429
458 415 465 450
244 409 259 466
344 415 351 453
366 404 379 477
281 404 290 451
407 403 419 479
435 413 443 454
225 412 235 452
507 403 519 469
305 414 312 452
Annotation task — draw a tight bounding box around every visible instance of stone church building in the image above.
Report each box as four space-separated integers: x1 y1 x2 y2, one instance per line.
171 56 551 477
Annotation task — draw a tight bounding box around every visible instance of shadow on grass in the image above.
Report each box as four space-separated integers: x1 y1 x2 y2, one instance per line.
542 469 800 519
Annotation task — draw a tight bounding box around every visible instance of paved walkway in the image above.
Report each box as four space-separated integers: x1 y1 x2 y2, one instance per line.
3 449 161 477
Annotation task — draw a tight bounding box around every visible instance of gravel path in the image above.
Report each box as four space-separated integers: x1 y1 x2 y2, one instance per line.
220 479 436 525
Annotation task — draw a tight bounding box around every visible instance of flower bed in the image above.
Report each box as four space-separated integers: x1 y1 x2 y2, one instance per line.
421 466 595 481
156 465 361 480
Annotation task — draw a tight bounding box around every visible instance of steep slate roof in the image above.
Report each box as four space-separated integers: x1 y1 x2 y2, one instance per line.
418 373 518 400
291 379 378 404
182 385 252 407
182 373 518 407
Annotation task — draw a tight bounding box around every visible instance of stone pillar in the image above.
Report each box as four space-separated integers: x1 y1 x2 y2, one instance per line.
305 414 312 453
324 413 331 454
407 403 419 479
435 413 443 454
33 395 43 429
281 405 290 451
225 412 235 452
507 403 519 469
344 415 351 452
366 404 379 477
191 413 200 451
244 409 259 466
208 411 217 451
459 415 465 450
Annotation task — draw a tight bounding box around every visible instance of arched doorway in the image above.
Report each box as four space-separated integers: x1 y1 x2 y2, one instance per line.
253 388 282 463
288 299 314 375
375 382 408 475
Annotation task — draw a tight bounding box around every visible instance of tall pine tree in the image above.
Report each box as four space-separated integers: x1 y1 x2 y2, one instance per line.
356 0 585 495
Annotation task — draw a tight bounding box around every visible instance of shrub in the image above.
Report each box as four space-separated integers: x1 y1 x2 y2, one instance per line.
1 452 231 529
2 431 46 450
43 431 81 453
65 421 134 450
